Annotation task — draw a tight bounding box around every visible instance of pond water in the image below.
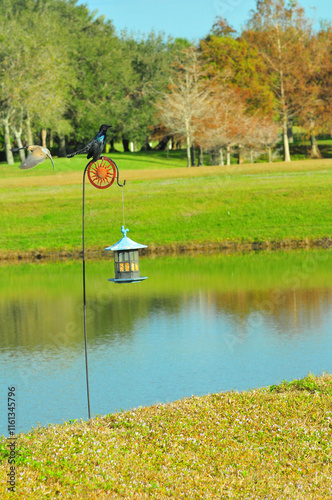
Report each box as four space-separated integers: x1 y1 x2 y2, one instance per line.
0 249 331 436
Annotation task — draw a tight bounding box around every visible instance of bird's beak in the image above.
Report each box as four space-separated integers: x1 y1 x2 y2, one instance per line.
46 152 55 170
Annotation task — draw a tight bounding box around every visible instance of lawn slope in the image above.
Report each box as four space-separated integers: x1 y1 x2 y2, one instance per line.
0 374 331 499
0 156 331 259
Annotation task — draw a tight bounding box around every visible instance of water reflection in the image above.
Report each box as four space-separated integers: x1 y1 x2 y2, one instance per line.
0 250 331 435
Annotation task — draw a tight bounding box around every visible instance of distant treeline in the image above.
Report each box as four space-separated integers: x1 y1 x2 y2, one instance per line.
0 0 331 164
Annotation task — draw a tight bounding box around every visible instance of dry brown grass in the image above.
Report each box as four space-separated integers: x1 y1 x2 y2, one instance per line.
1 158 331 189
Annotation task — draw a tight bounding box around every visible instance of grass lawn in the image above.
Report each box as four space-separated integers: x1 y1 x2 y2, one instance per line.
0 154 331 258
0 374 331 499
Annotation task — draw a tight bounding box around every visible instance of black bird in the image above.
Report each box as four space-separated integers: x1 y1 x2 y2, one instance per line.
67 124 111 163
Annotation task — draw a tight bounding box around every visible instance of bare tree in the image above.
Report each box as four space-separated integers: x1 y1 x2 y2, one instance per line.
240 114 279 162
156 48 214 167
198 89 249 165
244 0 317 162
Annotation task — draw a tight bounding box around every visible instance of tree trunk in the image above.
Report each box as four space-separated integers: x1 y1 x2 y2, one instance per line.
122 138 130 152
12 126 25 162
277 30 291 162
310 133 321 158
198 145 204 166
268 146 272 163
26 111 33 145
309 120 321 158
41 129 47 148
191 145 196 166
140 140 153 151
186 131 191 167
3 117 14 164
153 136 171 150
226 146 231 166
282 117 291 162
280 67 291 161
237 144 244 164
109 138 119 152
287 119 294 144
219 148 224 166
210 149 218 165
11 106 25 162
58 134 67 157
57 134 67 158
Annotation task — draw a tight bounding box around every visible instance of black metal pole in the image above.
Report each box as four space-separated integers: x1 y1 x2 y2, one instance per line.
82 164 91 419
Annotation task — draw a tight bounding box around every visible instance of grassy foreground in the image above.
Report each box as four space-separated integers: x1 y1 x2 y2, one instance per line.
0 154 331 258
0 374 331 499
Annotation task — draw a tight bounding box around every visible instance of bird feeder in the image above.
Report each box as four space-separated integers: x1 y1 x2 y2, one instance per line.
105 226 147 283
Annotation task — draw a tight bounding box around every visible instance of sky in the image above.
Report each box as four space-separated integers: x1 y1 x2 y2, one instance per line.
77 0 331 41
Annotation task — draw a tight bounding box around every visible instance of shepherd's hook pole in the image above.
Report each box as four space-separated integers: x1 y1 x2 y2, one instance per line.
83 164 91 420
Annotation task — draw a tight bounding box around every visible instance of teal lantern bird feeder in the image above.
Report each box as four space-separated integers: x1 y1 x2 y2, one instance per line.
105 225 147 283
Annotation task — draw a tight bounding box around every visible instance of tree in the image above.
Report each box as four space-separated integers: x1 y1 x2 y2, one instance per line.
111 32 175 150
0 13 26 163
297 25 332 157
197 89 250 165
195 84 279 165
243 115 279 162
0 0 76 161
156 48 214 167
199 17 274 116
316 26 332 138
244 0 317 162
65 12 122 146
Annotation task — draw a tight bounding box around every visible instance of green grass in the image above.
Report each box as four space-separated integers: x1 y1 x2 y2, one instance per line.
0 374 331 499
0 155 331 257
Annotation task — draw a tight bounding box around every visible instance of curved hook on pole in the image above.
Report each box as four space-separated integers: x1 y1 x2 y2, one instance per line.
108 157 126 187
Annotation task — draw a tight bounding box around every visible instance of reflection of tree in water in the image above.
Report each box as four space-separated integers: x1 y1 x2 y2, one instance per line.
209 288 332 336
1 250 332 352
88 294 184 346
0 287 331 352
0 293 185 352
0 295 82 350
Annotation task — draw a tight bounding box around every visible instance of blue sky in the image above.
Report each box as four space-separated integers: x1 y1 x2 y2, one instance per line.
77 0 331 40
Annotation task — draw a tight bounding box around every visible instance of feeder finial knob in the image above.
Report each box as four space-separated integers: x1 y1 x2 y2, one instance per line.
121 225 129 237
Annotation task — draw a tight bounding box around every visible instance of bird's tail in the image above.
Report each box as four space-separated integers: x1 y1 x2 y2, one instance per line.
67 146 88 158
11 147 27 152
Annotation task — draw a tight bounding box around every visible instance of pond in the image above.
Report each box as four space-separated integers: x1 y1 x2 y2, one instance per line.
0 249 331 436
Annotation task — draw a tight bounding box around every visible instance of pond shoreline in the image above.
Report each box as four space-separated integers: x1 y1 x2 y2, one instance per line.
0 237 331 263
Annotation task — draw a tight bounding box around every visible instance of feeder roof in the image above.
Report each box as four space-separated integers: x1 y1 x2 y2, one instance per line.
105 226 147 252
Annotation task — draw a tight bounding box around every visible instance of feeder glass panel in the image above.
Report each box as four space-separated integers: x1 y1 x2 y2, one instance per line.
105 225 148 283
